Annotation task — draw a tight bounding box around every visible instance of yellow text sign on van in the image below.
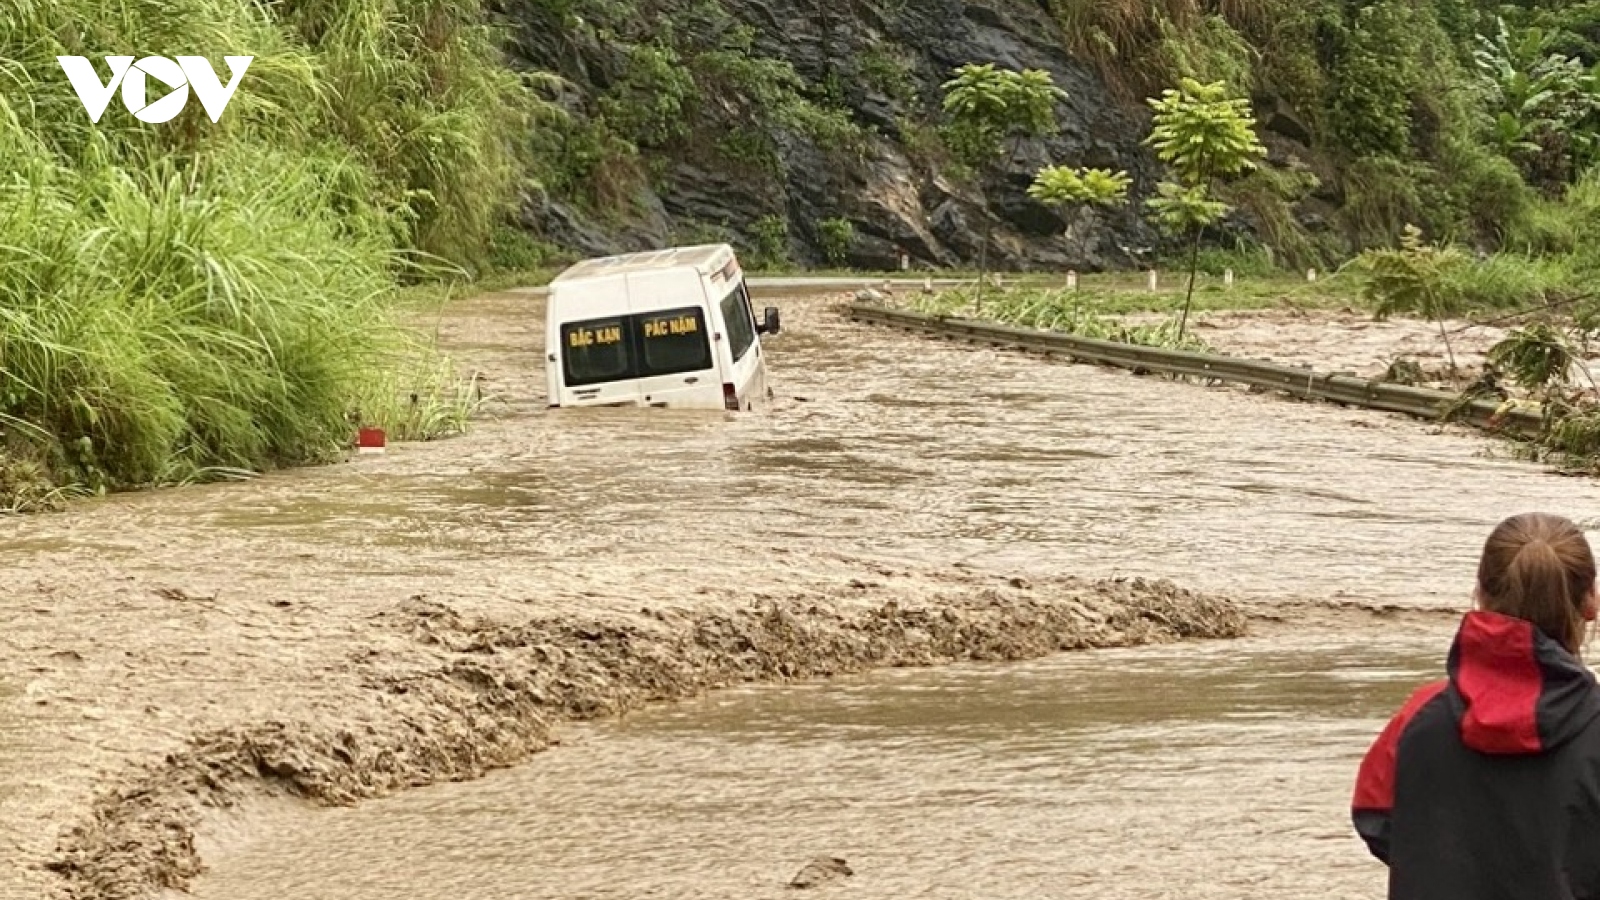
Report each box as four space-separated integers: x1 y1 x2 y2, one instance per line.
568 325 621 348
643 315 698 338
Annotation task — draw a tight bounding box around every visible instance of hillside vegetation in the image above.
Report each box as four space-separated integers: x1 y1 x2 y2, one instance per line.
504 0 1600 277
0 0 540 508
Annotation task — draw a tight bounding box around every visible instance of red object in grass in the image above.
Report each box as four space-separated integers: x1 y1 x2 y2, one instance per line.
356 427 386 453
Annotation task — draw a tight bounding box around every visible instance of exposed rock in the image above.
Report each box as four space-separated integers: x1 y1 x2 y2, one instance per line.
518 190 670 258
498 0 1167 268
1260 95 1315 146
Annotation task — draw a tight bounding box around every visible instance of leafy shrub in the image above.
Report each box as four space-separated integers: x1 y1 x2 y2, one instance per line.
817 217 856 265
487 225 559 274
749 215 790 268
599 43 699 149
860 46 920 105
1488 322 1581 393
1326 2 1421 159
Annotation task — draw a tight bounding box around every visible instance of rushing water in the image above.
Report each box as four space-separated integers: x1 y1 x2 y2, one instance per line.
164 293 1600 898
11 291 1600 898
6 291 1593 607
184 627 1446 899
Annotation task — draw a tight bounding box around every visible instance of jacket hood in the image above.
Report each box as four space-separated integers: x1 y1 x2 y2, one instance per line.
1447 610 1600 755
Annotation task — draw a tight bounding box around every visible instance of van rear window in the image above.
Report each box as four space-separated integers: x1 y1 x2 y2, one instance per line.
557 308 715 387
636 307 711 377
561 318 632 386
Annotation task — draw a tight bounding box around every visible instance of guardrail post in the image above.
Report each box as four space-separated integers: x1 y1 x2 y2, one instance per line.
1224 269 1234 289
1147 270 1158 292
1067 270 1078 291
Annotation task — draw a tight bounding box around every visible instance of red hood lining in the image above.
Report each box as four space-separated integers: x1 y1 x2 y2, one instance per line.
1450 610 1600 755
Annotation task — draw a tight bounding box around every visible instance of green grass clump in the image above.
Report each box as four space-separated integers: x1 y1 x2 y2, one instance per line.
904 286 1217 352
1438 254 1576 311
2 0 538 274
943 274 1348 316
1354 237 1581 321
0 133 443 495
0 0 534 508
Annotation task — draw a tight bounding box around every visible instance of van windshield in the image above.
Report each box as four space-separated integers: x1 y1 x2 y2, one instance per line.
558 308 715 387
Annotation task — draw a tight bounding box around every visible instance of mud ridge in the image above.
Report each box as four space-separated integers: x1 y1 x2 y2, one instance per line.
44 575 1244 899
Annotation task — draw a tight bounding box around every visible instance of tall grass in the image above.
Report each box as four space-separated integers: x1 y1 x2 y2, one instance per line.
906 287 1213 352
1043 0 1276 97
0 131 409 487
270 0 544 273
0 0 535 505
1508 169 1600 271
3 0 540 274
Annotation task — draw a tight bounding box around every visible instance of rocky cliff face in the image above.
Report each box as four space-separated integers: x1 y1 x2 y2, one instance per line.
497 0 1175 270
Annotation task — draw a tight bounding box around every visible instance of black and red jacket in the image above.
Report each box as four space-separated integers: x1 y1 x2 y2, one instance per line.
1353 610 1600 899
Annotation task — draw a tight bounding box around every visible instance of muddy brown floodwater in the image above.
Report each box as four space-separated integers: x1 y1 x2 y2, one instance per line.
180 625 1445 900
6 291 1600 899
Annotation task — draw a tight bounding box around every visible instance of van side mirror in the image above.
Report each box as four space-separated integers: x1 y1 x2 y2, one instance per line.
758 306 781 335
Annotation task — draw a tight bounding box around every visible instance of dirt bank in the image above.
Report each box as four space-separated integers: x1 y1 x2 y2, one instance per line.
44 573 1243 899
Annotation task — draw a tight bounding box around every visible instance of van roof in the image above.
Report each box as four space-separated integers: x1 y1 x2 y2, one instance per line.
550 244 736 284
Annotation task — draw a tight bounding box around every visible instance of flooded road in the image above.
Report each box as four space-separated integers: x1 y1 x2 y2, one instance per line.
189 289 1600 604
8 291 1600 898
411 290 1600 605
183 625 1445 899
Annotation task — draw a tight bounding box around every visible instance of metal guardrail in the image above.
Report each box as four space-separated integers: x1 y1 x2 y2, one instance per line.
845 303 1546 437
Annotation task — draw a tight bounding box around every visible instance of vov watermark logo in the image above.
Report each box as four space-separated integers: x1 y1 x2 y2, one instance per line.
56 56 253 124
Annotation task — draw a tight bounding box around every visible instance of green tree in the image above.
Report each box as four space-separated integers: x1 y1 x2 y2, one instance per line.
1143 77 1266 340
941 63 1064 304
1027 165 1131 248
1358 224 1470 375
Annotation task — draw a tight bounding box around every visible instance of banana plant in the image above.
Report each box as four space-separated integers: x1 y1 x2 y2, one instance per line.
1475 16 1600 182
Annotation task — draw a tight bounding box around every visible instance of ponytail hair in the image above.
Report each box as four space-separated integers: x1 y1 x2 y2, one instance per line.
1477 513 1597 653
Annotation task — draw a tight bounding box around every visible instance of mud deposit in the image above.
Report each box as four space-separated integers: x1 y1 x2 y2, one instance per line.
50 579 1239 900
181 623 1449 900
1124 306 1596 390
7 292 1600 899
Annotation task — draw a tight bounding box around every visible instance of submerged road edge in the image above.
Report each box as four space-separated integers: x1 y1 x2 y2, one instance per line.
43 576 1245 899
845 303 1545 437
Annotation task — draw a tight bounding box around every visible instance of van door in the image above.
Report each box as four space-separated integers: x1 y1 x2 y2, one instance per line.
625 269 722 408
554 314 637 406
549 276 640 407
714 276 764 410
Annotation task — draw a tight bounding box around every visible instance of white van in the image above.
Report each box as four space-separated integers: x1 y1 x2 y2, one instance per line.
544 244 781 410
